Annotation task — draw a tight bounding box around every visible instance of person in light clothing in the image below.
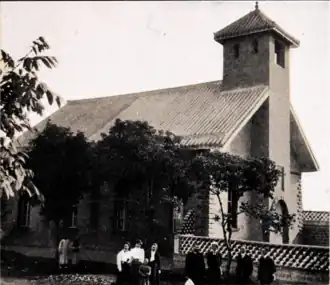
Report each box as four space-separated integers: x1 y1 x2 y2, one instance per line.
116 242 132 285
130 239 145 263
58 237 70 270
130 239 145 285
185 277 195 285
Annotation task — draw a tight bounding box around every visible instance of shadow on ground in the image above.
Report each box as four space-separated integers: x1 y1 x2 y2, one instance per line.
1 250 186 285
1 250 300 285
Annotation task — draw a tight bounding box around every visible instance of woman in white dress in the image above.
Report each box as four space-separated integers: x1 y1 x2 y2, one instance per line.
130 239 145 285
58 237 70 270
116 242 132 285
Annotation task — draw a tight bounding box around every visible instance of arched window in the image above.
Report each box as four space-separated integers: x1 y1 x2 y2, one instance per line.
17 195 31 228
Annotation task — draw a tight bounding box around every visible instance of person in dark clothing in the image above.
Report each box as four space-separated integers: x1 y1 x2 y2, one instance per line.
70 236 80 270
185 244 206 285
146 243 161 285
206 242 222 285
235 245 253 285
257 248 276 285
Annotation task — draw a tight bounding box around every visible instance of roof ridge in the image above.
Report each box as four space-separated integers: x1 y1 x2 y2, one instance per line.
214 7 299 47
220 84 267 94
66 80 222 104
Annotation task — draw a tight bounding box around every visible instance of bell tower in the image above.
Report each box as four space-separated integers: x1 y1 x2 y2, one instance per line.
214 2 301 243
214 2 299 92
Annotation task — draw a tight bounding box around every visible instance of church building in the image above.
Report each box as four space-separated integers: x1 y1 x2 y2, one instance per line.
4 2 329 283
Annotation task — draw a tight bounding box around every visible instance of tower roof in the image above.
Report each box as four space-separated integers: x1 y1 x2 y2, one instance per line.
214 5 300 47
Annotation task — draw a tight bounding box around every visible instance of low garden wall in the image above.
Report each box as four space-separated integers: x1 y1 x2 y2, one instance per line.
2 234 329 285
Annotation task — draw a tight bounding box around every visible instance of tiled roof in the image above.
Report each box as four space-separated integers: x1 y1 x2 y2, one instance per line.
179 235 329 272
303 211 329 223
214 8 300 47
301 224 329 247
18 82 269 149
18 94 137 147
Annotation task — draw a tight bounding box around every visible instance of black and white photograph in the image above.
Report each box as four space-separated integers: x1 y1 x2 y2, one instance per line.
1 1 329 285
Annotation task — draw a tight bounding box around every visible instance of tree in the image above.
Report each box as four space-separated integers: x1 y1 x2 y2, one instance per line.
0 37 61 200
191 151 295 276
26 121 92 243
94 119 194 249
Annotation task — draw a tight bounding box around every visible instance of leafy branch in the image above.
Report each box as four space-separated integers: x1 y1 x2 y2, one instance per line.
0 37 61 202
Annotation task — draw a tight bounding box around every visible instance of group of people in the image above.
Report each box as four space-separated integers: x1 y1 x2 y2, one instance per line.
185 242 276 285
58 236 80 271
116 239 161 285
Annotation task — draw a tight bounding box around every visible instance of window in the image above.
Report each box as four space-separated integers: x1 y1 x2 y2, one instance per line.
278 166 285 191
274 40 285 67
90 201 99 229
17 196 31 228
233 43 240 59
70 205 78 228
173 201 184 233
116 202 127 231
276 165 285 191
252 39 259 53
227 187 239 229
90 191 100 229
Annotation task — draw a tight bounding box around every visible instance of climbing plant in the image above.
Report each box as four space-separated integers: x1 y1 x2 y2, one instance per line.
191 150 296 275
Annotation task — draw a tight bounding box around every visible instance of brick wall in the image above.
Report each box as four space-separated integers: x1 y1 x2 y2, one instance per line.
172 254 329 285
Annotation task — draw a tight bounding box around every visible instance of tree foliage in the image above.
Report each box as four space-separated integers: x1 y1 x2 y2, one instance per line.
94 119 194 245
26 121 92 225
191 150 296 275
0 37 61 200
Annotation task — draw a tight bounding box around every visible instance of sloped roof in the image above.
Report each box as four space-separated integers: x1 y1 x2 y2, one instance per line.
214 7 300 47
179 234 329 272
290 108 319 172
18 82 269 149
18 80 318 172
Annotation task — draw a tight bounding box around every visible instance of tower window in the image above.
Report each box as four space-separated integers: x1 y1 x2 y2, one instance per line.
274 40 285 68
233 43 240 59
277 165 285 191
252 39 259 53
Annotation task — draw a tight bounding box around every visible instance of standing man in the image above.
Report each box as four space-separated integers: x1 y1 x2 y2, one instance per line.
235 245 253 285
70 235 80 270
206 242 222 285
185 244 206 285
146 243 161 285
257 248 276 285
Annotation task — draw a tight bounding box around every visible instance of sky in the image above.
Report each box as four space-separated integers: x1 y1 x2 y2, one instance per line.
1 1 329 211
